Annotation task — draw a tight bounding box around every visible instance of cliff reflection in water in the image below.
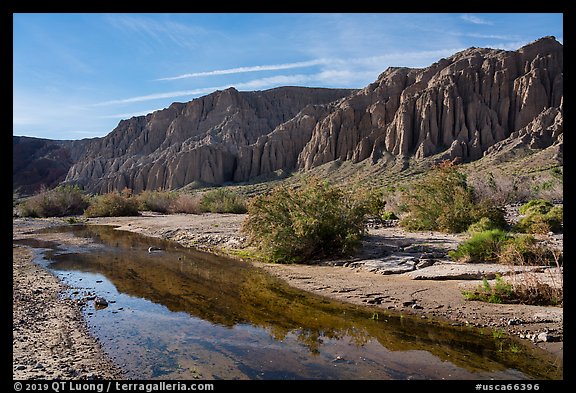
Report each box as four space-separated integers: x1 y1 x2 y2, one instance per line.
34 224 561 379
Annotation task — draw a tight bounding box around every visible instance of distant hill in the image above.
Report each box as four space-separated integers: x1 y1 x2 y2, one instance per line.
12 136 92 196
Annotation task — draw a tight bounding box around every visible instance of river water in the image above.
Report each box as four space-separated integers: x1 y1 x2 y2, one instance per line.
15 225 562 380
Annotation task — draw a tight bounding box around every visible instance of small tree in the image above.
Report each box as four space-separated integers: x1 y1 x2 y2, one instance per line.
400 161 505 233
241 178 369 263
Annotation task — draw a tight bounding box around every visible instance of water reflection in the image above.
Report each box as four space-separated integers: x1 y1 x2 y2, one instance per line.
16 225 562 380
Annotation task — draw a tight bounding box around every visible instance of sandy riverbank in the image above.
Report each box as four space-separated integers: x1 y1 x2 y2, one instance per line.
13 245 123 380
13 213 563 378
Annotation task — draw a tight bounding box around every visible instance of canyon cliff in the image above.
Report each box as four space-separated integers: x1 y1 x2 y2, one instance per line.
15 36 562 194
297 36 562 169
64 87 353 193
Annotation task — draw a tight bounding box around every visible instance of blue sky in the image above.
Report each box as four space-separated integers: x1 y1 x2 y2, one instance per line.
13 13 563 140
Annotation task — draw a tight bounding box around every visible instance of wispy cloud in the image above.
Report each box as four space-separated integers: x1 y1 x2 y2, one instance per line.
460 14 493 25
93 47 470 107
156 59 328 81
91 87 222 106
92 75 316 106
106 14 210 50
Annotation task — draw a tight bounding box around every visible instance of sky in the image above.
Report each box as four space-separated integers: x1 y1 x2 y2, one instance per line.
13 13 563 140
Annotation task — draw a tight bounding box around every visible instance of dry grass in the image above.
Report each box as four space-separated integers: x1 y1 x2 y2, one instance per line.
169 193 203 214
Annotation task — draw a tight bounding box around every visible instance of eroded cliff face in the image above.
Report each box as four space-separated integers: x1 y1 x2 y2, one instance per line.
297 36 563 169
61 37 562 193
65 87 354 193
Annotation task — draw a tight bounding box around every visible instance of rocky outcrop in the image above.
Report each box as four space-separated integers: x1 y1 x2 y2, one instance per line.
298 36 563 168
65 87 354 193
483 101 563 162
232 102 344 182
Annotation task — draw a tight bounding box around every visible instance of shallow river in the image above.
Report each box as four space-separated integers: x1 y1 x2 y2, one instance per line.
16 225 562 380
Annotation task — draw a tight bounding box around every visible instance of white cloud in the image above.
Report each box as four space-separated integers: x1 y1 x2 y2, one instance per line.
92 47 473 107
157 59 328 81
91 87 223 106
460 14 493 25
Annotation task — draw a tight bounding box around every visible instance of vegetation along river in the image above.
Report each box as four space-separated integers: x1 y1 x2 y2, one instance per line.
15 225 562 380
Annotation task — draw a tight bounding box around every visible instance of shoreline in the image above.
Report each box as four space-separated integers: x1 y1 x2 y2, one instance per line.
13 245 123 380
13 214 563 378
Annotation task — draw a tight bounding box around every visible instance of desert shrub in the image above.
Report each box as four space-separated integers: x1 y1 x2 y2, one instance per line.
518 199 554 215
515 201 562 234
359 188 387 217
509 280 562 306
354 187 397 222
136 190 177 213
449 229 512 263
498 234 560 266
199 189 247 214
84 191 140 217
463 274 562 306
241 178 369 263
17 185 89 217
467 217 500 233
468 171 533 205
170 193 203 214
380 211 399 220
462 275 513 304
450 230 560 266
399 161 506 233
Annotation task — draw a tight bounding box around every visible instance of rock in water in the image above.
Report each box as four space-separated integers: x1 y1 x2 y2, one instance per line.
94 297 108 308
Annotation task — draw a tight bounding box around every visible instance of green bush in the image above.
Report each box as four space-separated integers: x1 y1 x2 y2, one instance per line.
462 275 513 304
450 230 560 266
136 190 177 213
518 199 554 215
399 161 506 233
241 178 369 263
515 201 562 234
17 185 89 217
449 229 512 263
84 192 140 217
199 189 247 214
351 187 400 222
463 273 562 306
467 217 500 233
381 211 399 220
359 188 387 218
